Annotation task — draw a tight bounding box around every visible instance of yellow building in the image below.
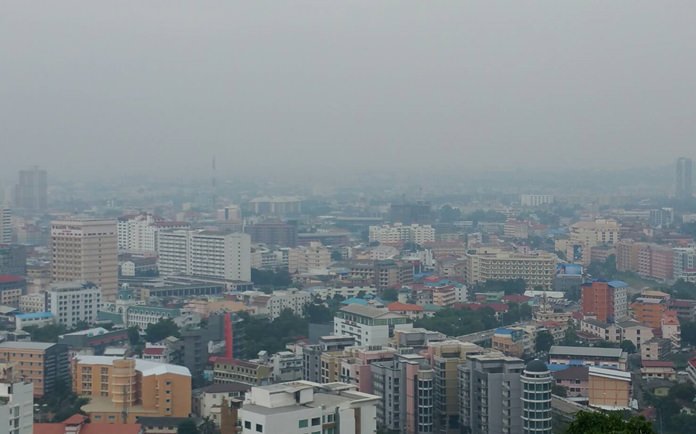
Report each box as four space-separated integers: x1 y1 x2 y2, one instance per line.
72 356 192 423
465 248 557 289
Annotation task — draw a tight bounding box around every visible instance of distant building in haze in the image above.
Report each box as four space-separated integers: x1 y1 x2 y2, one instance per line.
14 167 47 212
676 157 693 201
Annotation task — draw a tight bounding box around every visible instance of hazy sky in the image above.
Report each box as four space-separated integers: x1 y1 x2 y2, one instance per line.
2 1 696 179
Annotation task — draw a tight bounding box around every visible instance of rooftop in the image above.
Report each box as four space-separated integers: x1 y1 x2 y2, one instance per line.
339 304 404 320
15 312 53 320
549 345 624 359
74 355 191 377
0 341 56 350
552 366 589 381
641 360 675 368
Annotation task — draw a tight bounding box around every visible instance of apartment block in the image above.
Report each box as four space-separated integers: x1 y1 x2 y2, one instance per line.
581 280 628 323
369 223 435 245
51 219 118 300
348 260 414 289
0 342 69 398
47 281 101 328
372 353 434 434
117 212 189 253
287 242 331 273
548 346 627 371
587 367 631 410
333 304 411 347
238 381 378 434
520 195 554 207
464 248 556 289
568 219 620 265
0 208 12 244
14 167 47 212
73 356 192 423
158 230 251 281
459 352 525 434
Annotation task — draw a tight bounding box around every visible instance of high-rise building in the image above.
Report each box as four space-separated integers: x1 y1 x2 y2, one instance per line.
676 157 693 201
459 353 524 434
47 281 101 328
520 195 554 207
245 221 298 247
0 208 12 243
72 356 192 423
521 360 552 434
581 281 628 323
567 219 620 265
14 167 47 212
287 242 331 273
157 230 251 281
368 223 436 245
372 353 434 434
50 219 118 300
0 342 69 398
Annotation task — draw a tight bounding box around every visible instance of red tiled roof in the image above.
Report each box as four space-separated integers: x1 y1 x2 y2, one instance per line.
0 275 25 283
503 294 532 303
641 360 675 368
143 347 165 355
387 302 424 312
689 358 696 369
486 302 510 313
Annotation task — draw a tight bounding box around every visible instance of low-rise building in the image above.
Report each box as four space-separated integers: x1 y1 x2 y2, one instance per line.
47 281 101 328
125 306 181 330
238 381 379 434
552 366 589 398
0 364 33 434
588 367 632 410
213 359 272 386
548 346 628 371
14 312 54 330
641 338 673 361
640 360 676 381
192 382 250 427
333 304 411 347
73 356 192 423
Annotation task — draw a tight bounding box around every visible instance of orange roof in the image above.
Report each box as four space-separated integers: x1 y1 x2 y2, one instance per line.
387 302 424 312
662 311 680 325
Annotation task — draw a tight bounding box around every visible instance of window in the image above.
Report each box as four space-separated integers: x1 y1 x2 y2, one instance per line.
312 417 321 426
299 420 308 428
255 423 263 432
244 421 251 429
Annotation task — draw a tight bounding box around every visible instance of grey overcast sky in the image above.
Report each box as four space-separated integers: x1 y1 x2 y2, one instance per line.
1 1 696 179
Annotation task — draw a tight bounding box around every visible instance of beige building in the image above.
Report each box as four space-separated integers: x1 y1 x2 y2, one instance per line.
213 359 272 386
588 366 631 410
51 219 118 300
568 219 620 265
73 356 192 424
464 248 556 289
288 242 331 274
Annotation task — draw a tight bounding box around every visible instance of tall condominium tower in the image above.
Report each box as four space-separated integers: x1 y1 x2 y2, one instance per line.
521 360 553 434
51 219 118 300
14 167 47 212
0 207 11 243
676 157 693 201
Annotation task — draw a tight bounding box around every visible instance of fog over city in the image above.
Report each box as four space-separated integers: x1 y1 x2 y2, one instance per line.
2 1 696 181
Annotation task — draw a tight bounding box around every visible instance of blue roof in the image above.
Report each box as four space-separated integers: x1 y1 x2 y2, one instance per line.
495 328 514 334
608 280 628 288
16 312 53 320
341 297 370 306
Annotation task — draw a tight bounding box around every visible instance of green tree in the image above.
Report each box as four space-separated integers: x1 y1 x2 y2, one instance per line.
414 307 498 337
620 339 636 354
24 323 68 343
535 330 555 353
562 323 579 346
303 303 333 323
127 326 141 346
145 318 180 343
564 411 655 434
681 320 696 347
177 419 200 434
381 288 399 302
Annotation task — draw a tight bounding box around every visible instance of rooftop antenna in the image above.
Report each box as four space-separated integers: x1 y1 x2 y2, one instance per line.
212 156 217 210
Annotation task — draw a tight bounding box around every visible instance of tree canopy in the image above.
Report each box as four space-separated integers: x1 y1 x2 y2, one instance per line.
145 318 180 343
177 419 200 434
414 307 498 337
564 411 655 434
535 330 555 353
242 309 308 358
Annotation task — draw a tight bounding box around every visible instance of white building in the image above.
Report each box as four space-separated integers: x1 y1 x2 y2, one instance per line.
520 194 554 207
368 223 435 245
674 247 696 281
333 304 412 347
271 351 304 383
307 286 377 301
267 289 312 320
0 374 33 434
19 293 46 313
238 381 378 434
47 281 101 328
117 212 189 253
158 230 251 281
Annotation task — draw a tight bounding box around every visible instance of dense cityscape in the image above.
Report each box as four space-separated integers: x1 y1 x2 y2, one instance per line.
0 159 693 434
